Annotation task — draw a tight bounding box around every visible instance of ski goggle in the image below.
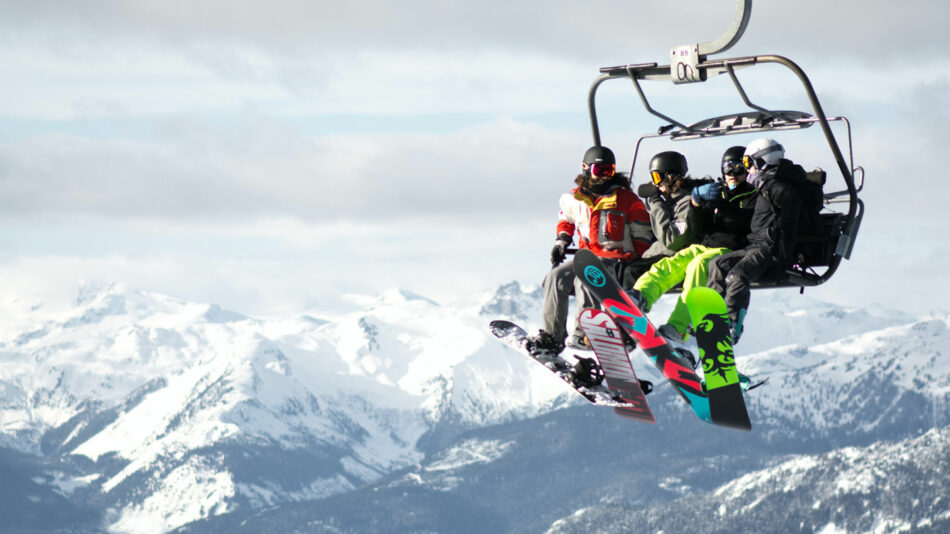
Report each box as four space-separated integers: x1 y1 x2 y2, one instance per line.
722 161 746 176
590 163 617 178
742 155 765 171
650 170 679 184
589 162 615 178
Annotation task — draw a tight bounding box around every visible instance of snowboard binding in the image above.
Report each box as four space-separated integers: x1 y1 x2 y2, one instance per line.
638 379 653 395
569 357 606 388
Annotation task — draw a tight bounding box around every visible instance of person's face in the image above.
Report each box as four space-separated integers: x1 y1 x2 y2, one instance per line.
651 170 674 193
723 160 747 189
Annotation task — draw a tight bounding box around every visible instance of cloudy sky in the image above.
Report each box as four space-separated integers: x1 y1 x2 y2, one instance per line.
0 0 947 317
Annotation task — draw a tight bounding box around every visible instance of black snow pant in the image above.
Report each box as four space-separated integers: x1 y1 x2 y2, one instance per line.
706 245 776 322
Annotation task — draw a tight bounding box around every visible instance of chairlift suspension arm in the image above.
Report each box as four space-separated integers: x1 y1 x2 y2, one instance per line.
696 0 753 57
588 55 857 218
586 55 861 287
754 56 856 212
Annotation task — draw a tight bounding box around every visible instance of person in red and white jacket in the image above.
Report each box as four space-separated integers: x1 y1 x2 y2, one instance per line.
526 146 654 355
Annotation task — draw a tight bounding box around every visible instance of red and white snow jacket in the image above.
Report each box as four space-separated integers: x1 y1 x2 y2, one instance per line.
556 186 653 260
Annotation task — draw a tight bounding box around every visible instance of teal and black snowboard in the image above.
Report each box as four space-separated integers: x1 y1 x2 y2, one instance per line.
685 287 751 430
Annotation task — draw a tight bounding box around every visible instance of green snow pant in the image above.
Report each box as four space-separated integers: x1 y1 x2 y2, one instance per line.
633 244 730 336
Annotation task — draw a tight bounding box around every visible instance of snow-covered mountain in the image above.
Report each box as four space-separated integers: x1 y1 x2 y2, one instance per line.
0 281 945 533
546 427 950 534
0 281 565 533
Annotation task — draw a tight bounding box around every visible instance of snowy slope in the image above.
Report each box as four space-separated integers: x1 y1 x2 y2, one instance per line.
741 314 950 438
546 427 950 534
0 282 567 532
0 280 939 533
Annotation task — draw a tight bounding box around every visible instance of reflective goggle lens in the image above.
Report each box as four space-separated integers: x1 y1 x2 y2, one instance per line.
742 155 757 170
651 170 681 184
590 163 615 178
722 161 746 175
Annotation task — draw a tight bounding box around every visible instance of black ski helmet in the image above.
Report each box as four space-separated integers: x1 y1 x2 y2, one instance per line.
583 146 615 166
721 145 746 177
722 146 746 166
648 151 687 177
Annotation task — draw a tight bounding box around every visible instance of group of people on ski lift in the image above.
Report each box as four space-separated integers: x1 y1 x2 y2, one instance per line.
528 138 807 364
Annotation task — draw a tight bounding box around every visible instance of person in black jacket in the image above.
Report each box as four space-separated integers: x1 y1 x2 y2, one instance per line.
706 138 806 343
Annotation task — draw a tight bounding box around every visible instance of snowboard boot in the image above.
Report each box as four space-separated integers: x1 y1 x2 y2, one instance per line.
729 309 747 345
739 373 751 391
626 288 649 311
658 323 685 342
566 327 591 350
659 323 697 369
619 329 637 353
525 330 565 359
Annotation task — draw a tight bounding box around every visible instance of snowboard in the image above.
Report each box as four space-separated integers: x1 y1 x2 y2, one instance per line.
573 249 750 431
577 308 655 423
488 320 651 412
684 287 751 430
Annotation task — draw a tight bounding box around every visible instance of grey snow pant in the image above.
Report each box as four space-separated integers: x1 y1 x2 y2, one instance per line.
541 257 639 340
541 259 596 340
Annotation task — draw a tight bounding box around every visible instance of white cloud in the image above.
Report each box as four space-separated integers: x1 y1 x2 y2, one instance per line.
0 42 590 120
0 215 554 315
0 0 944 316
0 43 289 120
0 116 584 222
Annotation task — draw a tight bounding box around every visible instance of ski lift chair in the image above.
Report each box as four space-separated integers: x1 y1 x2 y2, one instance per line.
586 1 864 293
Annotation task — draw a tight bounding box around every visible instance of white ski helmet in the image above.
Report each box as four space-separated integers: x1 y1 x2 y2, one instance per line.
743 138 784 171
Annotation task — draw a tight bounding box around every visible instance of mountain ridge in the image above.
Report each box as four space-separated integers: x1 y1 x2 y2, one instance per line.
546 426 950 534
0 280 943 533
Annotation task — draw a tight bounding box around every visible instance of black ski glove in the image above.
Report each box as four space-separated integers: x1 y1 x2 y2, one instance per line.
637 182 659 199
550 234 572 267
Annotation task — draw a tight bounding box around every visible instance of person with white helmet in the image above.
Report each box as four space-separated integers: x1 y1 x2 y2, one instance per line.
705 138 807 344
526 145 654 355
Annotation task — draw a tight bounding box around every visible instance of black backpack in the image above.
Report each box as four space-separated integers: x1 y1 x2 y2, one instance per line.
760 165 826 266
788 168 826 265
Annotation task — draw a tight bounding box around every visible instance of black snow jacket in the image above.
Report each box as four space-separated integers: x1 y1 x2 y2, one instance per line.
688 180 757 251
747 159 807 263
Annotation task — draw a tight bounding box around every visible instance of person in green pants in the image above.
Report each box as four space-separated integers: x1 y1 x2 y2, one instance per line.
629 146 757 341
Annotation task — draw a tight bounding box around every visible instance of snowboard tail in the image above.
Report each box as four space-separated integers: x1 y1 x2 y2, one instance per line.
685 287 751 431
577 308 655 423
